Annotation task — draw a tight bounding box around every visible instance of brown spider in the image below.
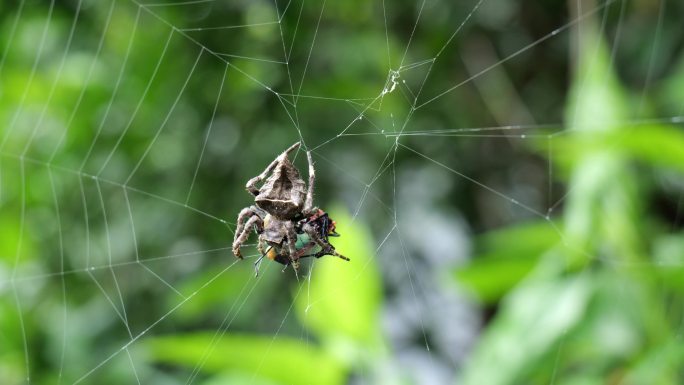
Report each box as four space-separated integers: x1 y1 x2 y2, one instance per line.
232 142 349 274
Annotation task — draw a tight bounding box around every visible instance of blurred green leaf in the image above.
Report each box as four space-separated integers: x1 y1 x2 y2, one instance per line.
547 125 684 174
659 55 684 113
561 26 645 269
295 205 382 354
651 233 684 293
146 333 346 385
0 216 32 263
621 341 684 385
0 301 26 383
454 221 562 303
455 257 536 303
477 221 562 255
557 375 604 385
201 372 281 385
170 263 277 322
622 341 684 385
459 273 593 385
566 26 628 132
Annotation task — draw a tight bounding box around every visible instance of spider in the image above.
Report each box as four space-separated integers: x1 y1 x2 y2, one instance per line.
231 142 349 275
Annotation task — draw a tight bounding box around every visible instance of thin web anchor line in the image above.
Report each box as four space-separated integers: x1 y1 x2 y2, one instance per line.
21 0 85 157
309 0 488 153
0 0 57 152
273 0 298 109
11 160 30 383
72 261 241 385
415 0 619 109
304 224 397 310
0 151 232 225
294 0 327 106
184 265 270 385
0 0 26 76
47 165 69 383
180 21 280 32
3 247 233 285
124 47 205 185
79 6 143 172
398 143 548 219
143 0 216 6
0 0 55 151
186 62 230 205
248 283 306 384
213 52 287 64
131 0 290 101
124 182 188 299
93 178 134 339
49 0 118 163
96 28 176 177
84 175 145 384
377 0 488 350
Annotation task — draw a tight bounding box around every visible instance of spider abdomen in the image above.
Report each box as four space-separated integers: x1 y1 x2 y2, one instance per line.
260 215 287 243
254 152 306 219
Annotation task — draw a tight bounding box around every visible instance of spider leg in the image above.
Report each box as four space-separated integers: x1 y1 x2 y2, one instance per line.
284 221 300 269
303 223 350 261
257 239 266 256
312 246 349 261
294 241 317 259
245 142 301 196
232 208 263 259
233 207 259 239
282 259 301 277
303 151 316 214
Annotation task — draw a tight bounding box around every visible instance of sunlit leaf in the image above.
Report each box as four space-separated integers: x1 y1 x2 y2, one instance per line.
169 263 278 322
459 273 593 385
146 333 346 385
454 221 562 302
651 233 684 293
546 125 684 174
557 377 603 385
295 205 383 353
201 373 280 385
560 26 647 269
622 341 684 385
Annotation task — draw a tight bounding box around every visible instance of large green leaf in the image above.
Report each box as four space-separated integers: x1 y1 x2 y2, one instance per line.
560 25 648 269
651 233 684 293
201 373 280 385
546 125 684 175
621 341 684 385
295 205 383 354
454 221 562 303
146 333 346 385
168 263 278 322
459 272 593 385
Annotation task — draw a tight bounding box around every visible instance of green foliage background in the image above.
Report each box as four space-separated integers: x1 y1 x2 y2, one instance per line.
1 0 684 384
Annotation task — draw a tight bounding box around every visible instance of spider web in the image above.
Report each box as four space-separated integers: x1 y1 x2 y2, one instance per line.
0 0 682 384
